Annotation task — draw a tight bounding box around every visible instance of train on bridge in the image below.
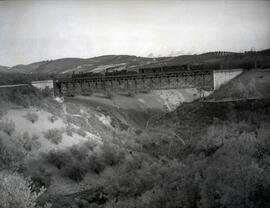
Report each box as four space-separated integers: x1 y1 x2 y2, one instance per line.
56 60 262 80
59 63 218 79
53 60 260 96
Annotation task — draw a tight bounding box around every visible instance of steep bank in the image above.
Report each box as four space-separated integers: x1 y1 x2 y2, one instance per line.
65 88 204 130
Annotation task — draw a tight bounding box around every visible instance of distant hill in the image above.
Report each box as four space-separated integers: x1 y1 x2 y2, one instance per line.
8 49 270 74
11 55 156 74
143 49 270 68
0 65 17 73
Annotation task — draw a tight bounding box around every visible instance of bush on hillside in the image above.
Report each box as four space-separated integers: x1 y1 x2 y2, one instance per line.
32 134 39 141
25 111 39 123
101 143 125 166
0 119 15 136
44 144 105 182
0 86 55 108
62 162 87 182
43 128 63 144
7 88 37 107
48 115 57 123
29 166 52 190
85 153 106 174
136 126 186 158
0 171 45 208
41 141 124 183
69 145 89 161
44 150 71 169
0 137 25 171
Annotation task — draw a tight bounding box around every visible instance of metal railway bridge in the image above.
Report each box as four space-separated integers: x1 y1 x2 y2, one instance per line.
53 70 214 96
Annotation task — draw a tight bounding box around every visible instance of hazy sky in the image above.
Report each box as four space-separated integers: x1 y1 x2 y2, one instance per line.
0 0 270 66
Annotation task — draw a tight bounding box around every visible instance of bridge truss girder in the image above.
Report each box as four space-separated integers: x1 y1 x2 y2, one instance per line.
53 70 214 96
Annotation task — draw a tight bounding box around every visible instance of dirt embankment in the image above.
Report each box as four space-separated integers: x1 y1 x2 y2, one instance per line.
65 88 204 129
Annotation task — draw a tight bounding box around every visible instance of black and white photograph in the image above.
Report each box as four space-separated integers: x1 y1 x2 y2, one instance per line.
0 0 270 207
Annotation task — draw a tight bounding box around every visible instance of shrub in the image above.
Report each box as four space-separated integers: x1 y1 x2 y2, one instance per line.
101 144 125 166
9 90 31 107
48 115 57 123
85 154 106 174
0 119 15 135
69 145 89 161
43 128 62 144
25 111 39 123
0 137 26 171
62 163 87 182
32 134 39 141
7 87 43 107
0 171 45 208
44 150 71 169
19 132 41 151
29 166 51 190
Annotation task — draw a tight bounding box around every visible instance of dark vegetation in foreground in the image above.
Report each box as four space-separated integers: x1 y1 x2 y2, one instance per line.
0 85 54 109
0 85 270 208
38 99 270 208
